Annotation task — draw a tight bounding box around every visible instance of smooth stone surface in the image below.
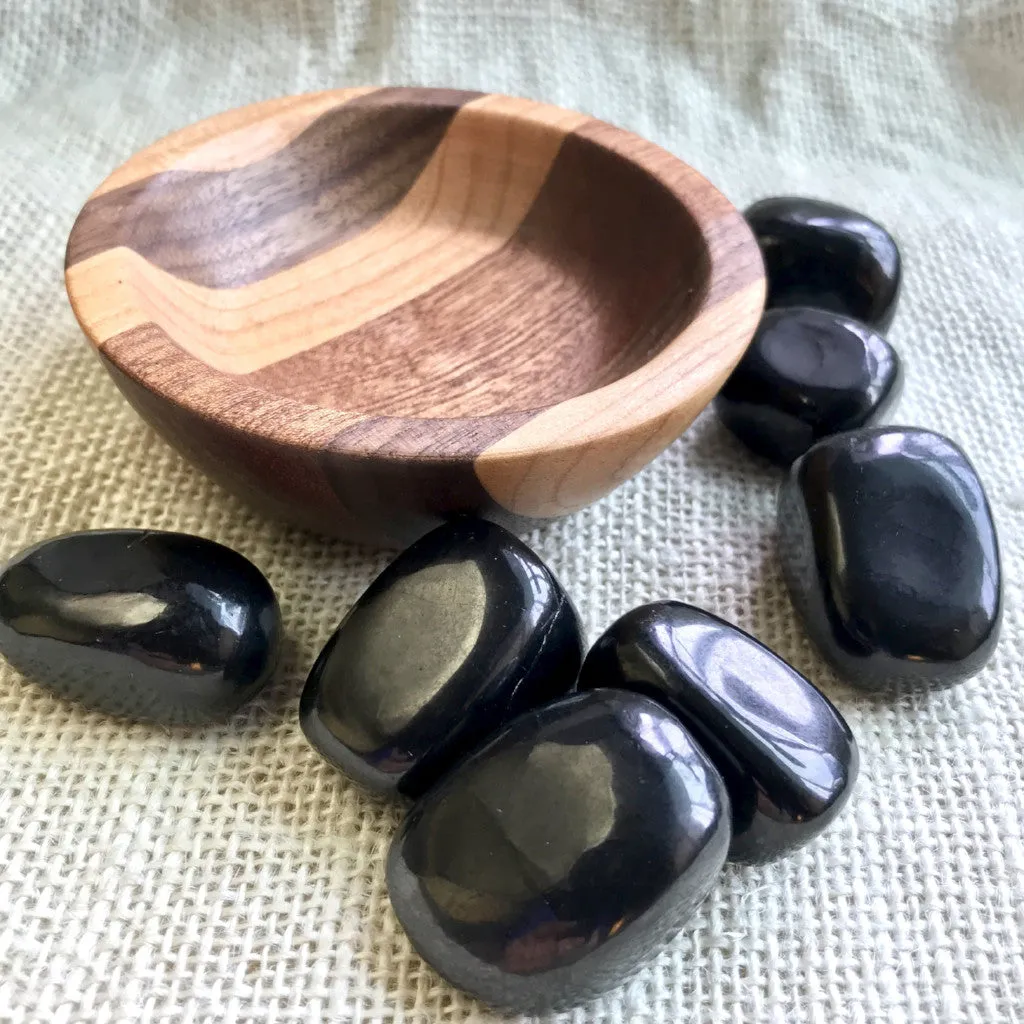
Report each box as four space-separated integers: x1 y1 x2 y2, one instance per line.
387 689 730 1012
715 307 903 465
300 518 584 799
579 601 858 863
0 529 281 724
746 197 902 330
779 427 1002 690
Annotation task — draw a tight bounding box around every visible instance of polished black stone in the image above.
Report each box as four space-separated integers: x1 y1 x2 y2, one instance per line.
579 601 858 863
715 307 902 465
300 518 584 799
746 197 902 330
0 530 281 724
387 689 730 1012
779 427 1002 690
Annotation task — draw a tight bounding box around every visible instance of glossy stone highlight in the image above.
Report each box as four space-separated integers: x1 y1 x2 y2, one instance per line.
779 427 1002 690
715 307 902 465
300 519 584 799
387 689 730 1012
0 530 281 723
579 601 857 863
746 197 902 330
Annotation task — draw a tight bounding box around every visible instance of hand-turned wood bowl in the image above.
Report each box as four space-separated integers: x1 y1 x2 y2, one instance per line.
65 87 765 546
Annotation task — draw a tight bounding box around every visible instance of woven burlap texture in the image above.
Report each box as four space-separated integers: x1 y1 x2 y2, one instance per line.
1 2 1023 1022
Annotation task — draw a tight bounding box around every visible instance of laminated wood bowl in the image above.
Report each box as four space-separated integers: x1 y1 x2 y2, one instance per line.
65 87 765 546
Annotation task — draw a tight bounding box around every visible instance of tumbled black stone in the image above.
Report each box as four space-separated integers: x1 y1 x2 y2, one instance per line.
0 530 281 724
746 197 902 330
387 689 730 1012
715 307 902 465
779 428 1002 690
578 601 858 864
300 519 584 799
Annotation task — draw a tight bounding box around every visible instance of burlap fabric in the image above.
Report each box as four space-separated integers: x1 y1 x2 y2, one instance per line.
1 2 1022 1021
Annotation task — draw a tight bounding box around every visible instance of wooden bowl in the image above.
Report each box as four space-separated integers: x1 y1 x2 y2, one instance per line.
65 87 765 546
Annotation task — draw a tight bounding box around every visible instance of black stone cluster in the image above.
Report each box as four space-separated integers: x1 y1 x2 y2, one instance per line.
720 197 1001 692
0 520 858 1012
0 198 1002 1014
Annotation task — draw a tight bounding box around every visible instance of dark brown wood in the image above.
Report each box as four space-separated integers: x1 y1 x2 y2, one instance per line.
65 88 765 545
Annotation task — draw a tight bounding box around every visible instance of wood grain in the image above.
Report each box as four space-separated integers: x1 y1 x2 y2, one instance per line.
67 88 481 287
65 87 765 545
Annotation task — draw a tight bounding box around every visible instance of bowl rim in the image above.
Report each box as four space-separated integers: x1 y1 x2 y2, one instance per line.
65 86 765 514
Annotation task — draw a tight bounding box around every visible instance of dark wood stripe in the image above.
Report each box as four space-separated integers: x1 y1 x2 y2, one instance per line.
99 321 539 546
245 131 712 417
65 87 482 288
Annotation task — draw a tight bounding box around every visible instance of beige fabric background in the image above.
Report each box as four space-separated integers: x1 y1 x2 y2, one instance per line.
1 1 1023 1021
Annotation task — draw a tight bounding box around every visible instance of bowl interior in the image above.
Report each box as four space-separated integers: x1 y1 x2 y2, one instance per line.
68 91 711 420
